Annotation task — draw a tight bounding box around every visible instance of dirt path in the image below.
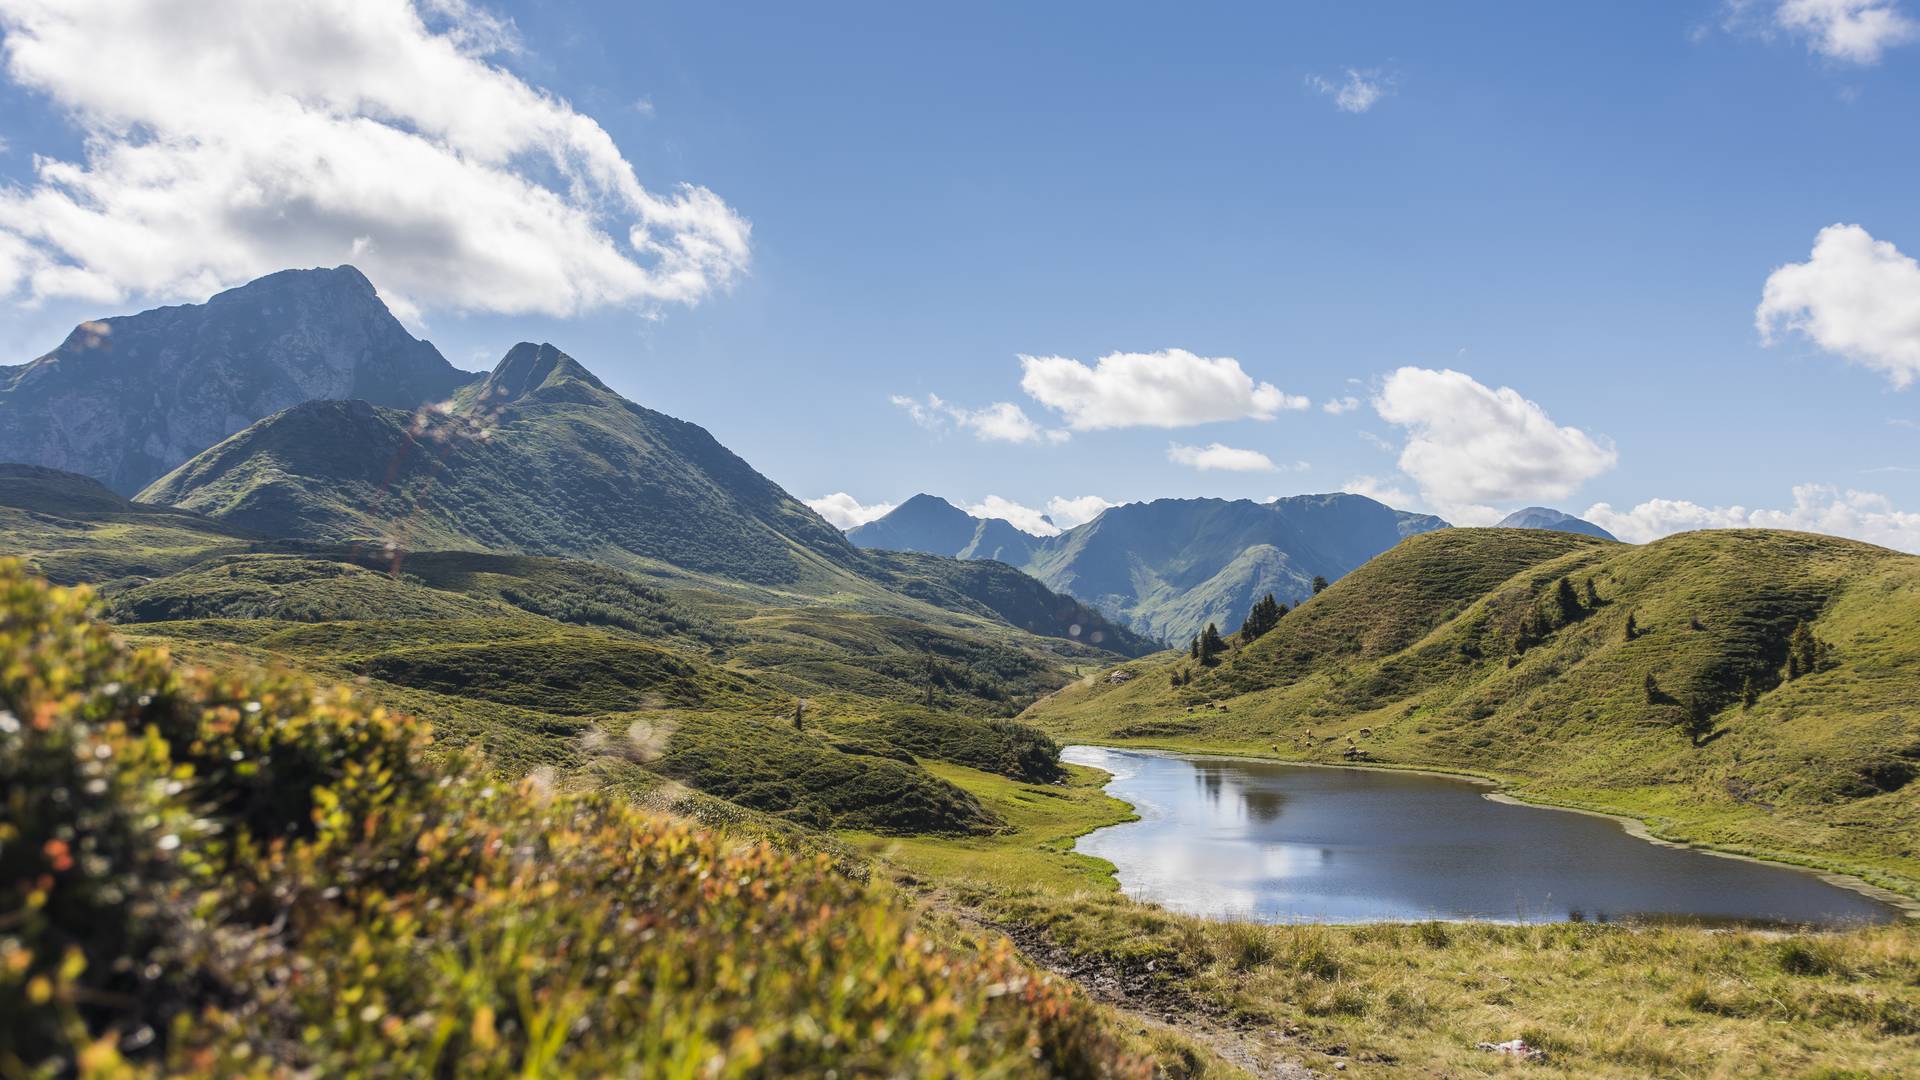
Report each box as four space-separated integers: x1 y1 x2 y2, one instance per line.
956 909 1325 1079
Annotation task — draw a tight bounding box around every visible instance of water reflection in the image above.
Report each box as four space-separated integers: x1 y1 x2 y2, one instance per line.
1064 746 1903 927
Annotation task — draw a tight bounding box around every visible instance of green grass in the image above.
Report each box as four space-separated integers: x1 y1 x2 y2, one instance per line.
1023 527 1920 897
0 560 1147 1077
962 885 1920 1078
844 760 1136 894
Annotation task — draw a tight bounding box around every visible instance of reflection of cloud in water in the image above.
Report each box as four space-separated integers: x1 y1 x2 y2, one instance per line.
1064 746 1902 926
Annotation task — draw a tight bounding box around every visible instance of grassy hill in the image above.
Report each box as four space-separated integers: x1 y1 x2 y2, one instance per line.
1023 527 1920 896
0 560 1148 1076
0 471 1137 840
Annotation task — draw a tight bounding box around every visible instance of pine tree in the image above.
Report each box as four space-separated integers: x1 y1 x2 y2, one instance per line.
1199 622 1227 666
1311 575 1329 595
793 699 805 730
1238 594 1284 643
1189 635 1200 660
1583 576 1601 608
1623 611 1638 642
1787 621 1817 680
1644 672 1660 703
1554 577 1581 624
1682 698 1714 746
1741 676 1759 709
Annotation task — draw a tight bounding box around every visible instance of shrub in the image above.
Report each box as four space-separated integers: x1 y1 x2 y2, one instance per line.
0 560 1143 1077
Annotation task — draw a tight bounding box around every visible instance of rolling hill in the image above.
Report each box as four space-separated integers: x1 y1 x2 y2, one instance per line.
1023 526 1920 895
0 266 474 495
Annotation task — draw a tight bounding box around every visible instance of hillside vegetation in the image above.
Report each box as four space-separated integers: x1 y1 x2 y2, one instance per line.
0 560 1147 1077
139 343 866 589
1024 527 1920 895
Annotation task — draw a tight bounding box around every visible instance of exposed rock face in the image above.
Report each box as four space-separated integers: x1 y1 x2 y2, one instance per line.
0 266 474 495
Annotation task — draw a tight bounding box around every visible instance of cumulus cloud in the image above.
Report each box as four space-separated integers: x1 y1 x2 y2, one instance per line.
1585 484 1920 552
1018 349 1308 430
1322 396 1361 415
1373 367 1617 523
1341 475 1416 510
1773 0 1917 63
962 496 1061 537
1306 69 1392 113
1045 495 1118 530
1167 442 1281 472
1757 224 1920 387
889 393 1067 444
0 0 748 319
805 492 895 530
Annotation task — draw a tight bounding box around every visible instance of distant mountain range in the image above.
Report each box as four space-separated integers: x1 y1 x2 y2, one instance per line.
0 263 1618 654
0 266 474 495
846 493 1043 565
1495 505 1618 541
849 492 1449 643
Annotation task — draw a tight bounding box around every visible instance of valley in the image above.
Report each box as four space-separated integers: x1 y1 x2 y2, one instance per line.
3 268 1917 1078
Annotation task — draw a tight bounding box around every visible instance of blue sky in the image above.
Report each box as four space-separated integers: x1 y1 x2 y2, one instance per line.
2 1 1919 544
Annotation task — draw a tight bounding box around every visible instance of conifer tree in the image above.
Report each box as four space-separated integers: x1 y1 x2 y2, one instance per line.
1555 577 1581 624
1787 620 1817 680
1623 611 1638 642
1189 635 1200 660
1644 672 1660 703
1311 575 1329 595
1583 576 1601 608
1199 622 1227 666
1238 594 1284 643
1741 676 1759 709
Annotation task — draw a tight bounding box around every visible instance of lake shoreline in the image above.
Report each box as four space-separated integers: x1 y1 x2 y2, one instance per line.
1062 743 1920 925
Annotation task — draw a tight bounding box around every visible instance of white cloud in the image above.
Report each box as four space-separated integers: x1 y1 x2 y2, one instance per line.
1341 475 1416 510
962 496 1062 537
1757 224 1920 387
1306 69 1392 113
805 492 895 530
1167 442 1280 472
889 393 1067 444
1322 396 1361 415
1018 348 1308 430
1774 0 1917 63
1045 495 1118 530
1373 367 1617 522
1585 484 1920 552
0 0 748 320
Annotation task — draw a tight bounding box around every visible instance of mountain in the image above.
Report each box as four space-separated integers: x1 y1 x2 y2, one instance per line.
847 492 1448 643
1496 505 1618 541
861 549 1159 657
0 266 475 496
847 494 1044 564
1023 526 1920 896
139 342 866 588
1023 494 1449 644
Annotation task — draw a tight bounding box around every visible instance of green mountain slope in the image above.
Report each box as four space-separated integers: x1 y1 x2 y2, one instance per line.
1025 527 1920 895
1024 493 1449 643
140 343 867 588
0 266 474 495
861 549 1159 656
